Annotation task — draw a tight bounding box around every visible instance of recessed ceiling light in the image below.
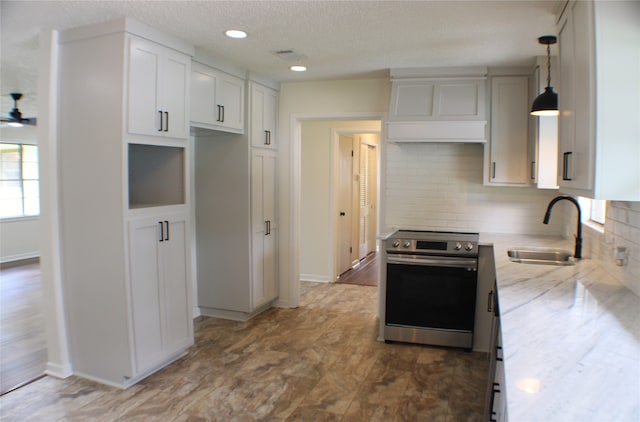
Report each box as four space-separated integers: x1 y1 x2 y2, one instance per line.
224 29 247 39
290 65 307 72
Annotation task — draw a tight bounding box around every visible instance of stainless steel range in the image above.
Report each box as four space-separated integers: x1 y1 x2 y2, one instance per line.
384 230 479 349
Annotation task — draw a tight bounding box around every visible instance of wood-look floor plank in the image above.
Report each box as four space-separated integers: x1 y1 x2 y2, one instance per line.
0 262 47 395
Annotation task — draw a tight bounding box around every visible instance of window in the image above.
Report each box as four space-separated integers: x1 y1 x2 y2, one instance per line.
0 143 39 218
578 196 606 226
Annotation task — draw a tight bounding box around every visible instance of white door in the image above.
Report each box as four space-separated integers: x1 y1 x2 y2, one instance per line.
163 51 190 139
251 84 278 148
128 217 164 374
337 135 353 276
251 149 278 308
358 142 378 259
128 37 162 137
217 73 245 131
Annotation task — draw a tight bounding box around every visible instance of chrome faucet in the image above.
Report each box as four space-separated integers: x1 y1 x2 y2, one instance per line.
543 195 583 259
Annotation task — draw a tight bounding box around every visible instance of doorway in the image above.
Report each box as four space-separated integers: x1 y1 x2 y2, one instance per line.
299 120 381 286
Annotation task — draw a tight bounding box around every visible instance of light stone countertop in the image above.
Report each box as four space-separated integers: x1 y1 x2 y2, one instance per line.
480 233 640 422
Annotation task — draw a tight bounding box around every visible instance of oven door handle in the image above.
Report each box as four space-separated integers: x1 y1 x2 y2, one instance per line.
387 255 477 270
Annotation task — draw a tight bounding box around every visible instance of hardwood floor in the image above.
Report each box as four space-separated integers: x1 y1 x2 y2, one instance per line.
0 261 47 395
337 252 378 287
0 281 488 421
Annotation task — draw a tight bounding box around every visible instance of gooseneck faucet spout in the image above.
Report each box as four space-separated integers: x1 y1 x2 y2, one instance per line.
543 195 582 259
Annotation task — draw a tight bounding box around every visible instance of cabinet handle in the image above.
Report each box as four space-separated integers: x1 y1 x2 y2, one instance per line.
531 161 536 180
563 152 573 181
487 290 494 313
492 162 496 179
164 112 169 132
164 221 169 241
496 345 503 362
158 110 163 132
265 130 270 145
490 382 501 422
217 105 222 122
265 220 271 235
220 105 225 122
159 221 164 242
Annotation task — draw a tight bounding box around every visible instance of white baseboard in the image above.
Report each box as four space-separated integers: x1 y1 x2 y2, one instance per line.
45 362 73 379
300 274 331 282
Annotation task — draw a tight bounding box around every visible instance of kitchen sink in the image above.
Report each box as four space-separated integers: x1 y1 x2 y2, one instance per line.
507 248 574 266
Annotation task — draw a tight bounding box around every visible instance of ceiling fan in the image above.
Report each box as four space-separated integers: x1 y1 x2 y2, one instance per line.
1 93 37 127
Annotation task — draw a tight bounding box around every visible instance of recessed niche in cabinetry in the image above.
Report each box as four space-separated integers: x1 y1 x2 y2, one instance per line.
128 143 185 209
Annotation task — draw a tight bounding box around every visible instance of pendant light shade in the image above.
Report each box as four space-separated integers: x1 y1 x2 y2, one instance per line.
531 35 559 116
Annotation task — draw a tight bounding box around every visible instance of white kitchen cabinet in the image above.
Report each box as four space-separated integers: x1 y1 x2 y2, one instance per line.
128 36 190 139
190 61 245 133
485 75 530 186
251 149 278 308
250 82 278 148
128 214 192 375
195 80 279 320
528 59 559 189
58 18 194 388
557 0 640 200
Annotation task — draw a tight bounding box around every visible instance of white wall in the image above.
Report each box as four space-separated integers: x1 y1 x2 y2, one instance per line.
0 125 40 263
300 120 381 282
278 77 390 307
385 142 564 234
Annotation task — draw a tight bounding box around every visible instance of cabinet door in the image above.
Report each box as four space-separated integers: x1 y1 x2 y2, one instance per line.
487 76 529 185
128 37 162 137
158 216 192 355
251 83 278 148
558 0 595 192
162 51 190 139
128 217 165 374
128 214 191 375
251 149 277 309
217 73 245 132
190 62 218 126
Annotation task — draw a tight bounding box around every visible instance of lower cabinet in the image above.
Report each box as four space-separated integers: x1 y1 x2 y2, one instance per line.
485 283 508 422
251 149 278 309
128 213 193 375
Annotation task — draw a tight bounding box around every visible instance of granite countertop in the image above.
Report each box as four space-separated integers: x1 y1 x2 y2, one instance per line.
480 233 640 422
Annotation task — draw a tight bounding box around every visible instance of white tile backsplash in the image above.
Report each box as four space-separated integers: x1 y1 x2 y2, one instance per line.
385 143 563 234
582 201 640 296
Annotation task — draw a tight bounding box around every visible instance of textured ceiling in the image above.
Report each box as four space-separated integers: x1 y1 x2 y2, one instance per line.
0 0 564 118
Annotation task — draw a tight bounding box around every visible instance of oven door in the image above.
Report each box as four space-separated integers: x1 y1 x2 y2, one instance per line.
385 254 478 332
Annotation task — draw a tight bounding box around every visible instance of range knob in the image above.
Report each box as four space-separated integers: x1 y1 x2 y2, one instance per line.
403 241 411 249
454 242 462 251
464 242 474 251
392 240 400 248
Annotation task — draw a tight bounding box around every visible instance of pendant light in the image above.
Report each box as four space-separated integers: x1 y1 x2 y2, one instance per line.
530 35 559 116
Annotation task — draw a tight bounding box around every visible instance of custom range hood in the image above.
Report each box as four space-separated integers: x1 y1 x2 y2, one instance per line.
386 67 487 143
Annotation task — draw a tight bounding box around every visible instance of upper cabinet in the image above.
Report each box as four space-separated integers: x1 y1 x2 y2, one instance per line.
190 61 245 134
387 67 487 143
485 74 530 186
557 0 640 200
250 82 278 149
128 36 190 140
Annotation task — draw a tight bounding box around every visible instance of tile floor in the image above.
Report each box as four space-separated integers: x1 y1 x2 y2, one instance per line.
0 281 488 421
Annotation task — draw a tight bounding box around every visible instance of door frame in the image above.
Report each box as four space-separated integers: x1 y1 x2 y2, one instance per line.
288 112 385 309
